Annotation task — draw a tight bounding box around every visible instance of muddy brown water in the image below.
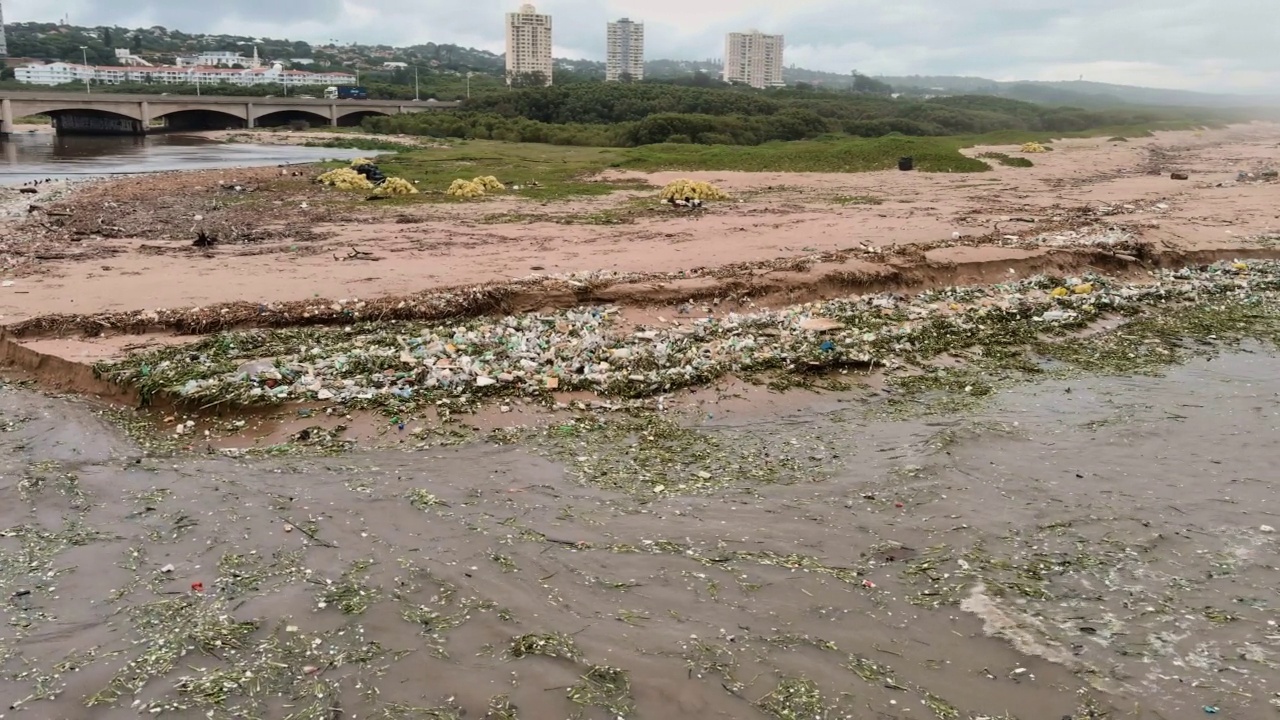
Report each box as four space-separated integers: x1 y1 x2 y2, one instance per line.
0 350 1276 719
0 133 371 186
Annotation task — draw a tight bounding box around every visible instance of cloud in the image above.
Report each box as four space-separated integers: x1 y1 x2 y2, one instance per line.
6 0 1275 93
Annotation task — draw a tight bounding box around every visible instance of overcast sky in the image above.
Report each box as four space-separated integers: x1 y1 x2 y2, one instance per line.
6 0 1274 93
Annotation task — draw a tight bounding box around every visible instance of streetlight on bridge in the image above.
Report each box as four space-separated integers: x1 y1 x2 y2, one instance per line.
79 46 90 94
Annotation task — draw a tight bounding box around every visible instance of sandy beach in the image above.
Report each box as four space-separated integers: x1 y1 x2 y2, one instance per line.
1 125 1277 329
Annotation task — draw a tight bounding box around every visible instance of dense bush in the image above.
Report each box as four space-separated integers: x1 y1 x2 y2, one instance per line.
364 82 1221 148
363 112 627 146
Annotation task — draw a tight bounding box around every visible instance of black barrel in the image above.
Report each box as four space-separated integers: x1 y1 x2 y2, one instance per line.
898 156 914 171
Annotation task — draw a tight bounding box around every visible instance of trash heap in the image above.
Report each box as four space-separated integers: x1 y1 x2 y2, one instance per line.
374 177 418 196
658 179 729 201
316 168 374 190
1020 142 1048 153
352 162 387 185
319 160 417 193
97 261 1280 410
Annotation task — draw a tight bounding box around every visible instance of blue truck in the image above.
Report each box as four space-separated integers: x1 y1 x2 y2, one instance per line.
324 86 369 100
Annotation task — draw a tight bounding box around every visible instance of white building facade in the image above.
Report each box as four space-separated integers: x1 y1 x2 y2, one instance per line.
606 18 644 82
505 3 553 85
175 50 263 69
14 62 355 88
0 1 8 57
723 30 784 89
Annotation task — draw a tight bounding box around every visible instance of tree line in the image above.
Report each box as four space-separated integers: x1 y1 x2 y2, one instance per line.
362 82 1213 147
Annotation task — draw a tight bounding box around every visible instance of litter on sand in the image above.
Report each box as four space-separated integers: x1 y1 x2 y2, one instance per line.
94 260 1280 411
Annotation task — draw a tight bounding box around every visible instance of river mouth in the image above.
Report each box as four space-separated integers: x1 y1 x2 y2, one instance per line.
0 132 370 185
0 346 1275 719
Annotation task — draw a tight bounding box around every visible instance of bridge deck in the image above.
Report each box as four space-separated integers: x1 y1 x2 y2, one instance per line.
0 90 460 108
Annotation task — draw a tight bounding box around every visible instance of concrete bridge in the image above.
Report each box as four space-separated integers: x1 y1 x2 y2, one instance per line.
0 91 461 136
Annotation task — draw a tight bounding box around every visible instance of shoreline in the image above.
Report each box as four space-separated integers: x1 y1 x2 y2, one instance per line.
0 124 1277 384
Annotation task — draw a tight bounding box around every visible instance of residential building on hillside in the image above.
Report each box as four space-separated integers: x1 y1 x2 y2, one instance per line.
114 48 153 67
14 61 354 88
505 3 553 85
606 18 644 82
176 49 263 69
722 30 784 88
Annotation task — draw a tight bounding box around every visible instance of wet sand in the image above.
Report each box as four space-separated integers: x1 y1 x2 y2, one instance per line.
1 124 1278 335
0 349 1275 718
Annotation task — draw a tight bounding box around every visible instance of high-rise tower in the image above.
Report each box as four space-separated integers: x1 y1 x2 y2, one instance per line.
505 4 553 86
0 1 9 57
606 18 644 82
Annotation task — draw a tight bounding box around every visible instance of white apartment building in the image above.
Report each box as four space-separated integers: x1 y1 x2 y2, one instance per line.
0 1 8 57
14 61 355 88
606 18 644 82
505 3 553 85
723 30 784 89
176 50 263 69
114 48 154 67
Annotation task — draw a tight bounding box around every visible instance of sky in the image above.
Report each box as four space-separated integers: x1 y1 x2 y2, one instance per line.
6 0 1276 94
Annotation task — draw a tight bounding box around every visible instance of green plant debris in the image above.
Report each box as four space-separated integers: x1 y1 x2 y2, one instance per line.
87 596 259 706
567 665 635 718
1066 691 1112 719
508 632 583 661
485 695 519 720
924 692 961 720
615 609 650 626
316 560 380 614
529 413 831 496
217 548 308 599
93 262 1280 427
845 654 898 684
829 194 884 205
1201 607 1240 623
681 639 740 688
489 550 518 572
117 618 390 717
479 200 659 226
756 677 829 720
372 701 467 719
406 488 448 509
977 151 1035 168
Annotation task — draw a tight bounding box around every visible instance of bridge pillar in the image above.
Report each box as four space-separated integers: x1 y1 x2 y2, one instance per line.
245 102 255 128
139 101 152 132
330 104 338 127
1 98 13 136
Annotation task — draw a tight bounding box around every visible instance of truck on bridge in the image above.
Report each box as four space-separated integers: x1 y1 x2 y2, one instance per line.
324 86 369 100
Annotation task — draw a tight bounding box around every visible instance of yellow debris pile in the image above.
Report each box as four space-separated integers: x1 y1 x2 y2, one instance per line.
349 157 375 167
373 177 419 196
447 179 486 198
317 167 375 191
658 179 730 201
1020 142 1048 154
1051 283 1094 298
473 175 505 191
445 176 506 198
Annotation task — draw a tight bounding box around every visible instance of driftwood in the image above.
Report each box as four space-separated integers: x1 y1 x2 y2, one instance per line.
334 247 380 261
